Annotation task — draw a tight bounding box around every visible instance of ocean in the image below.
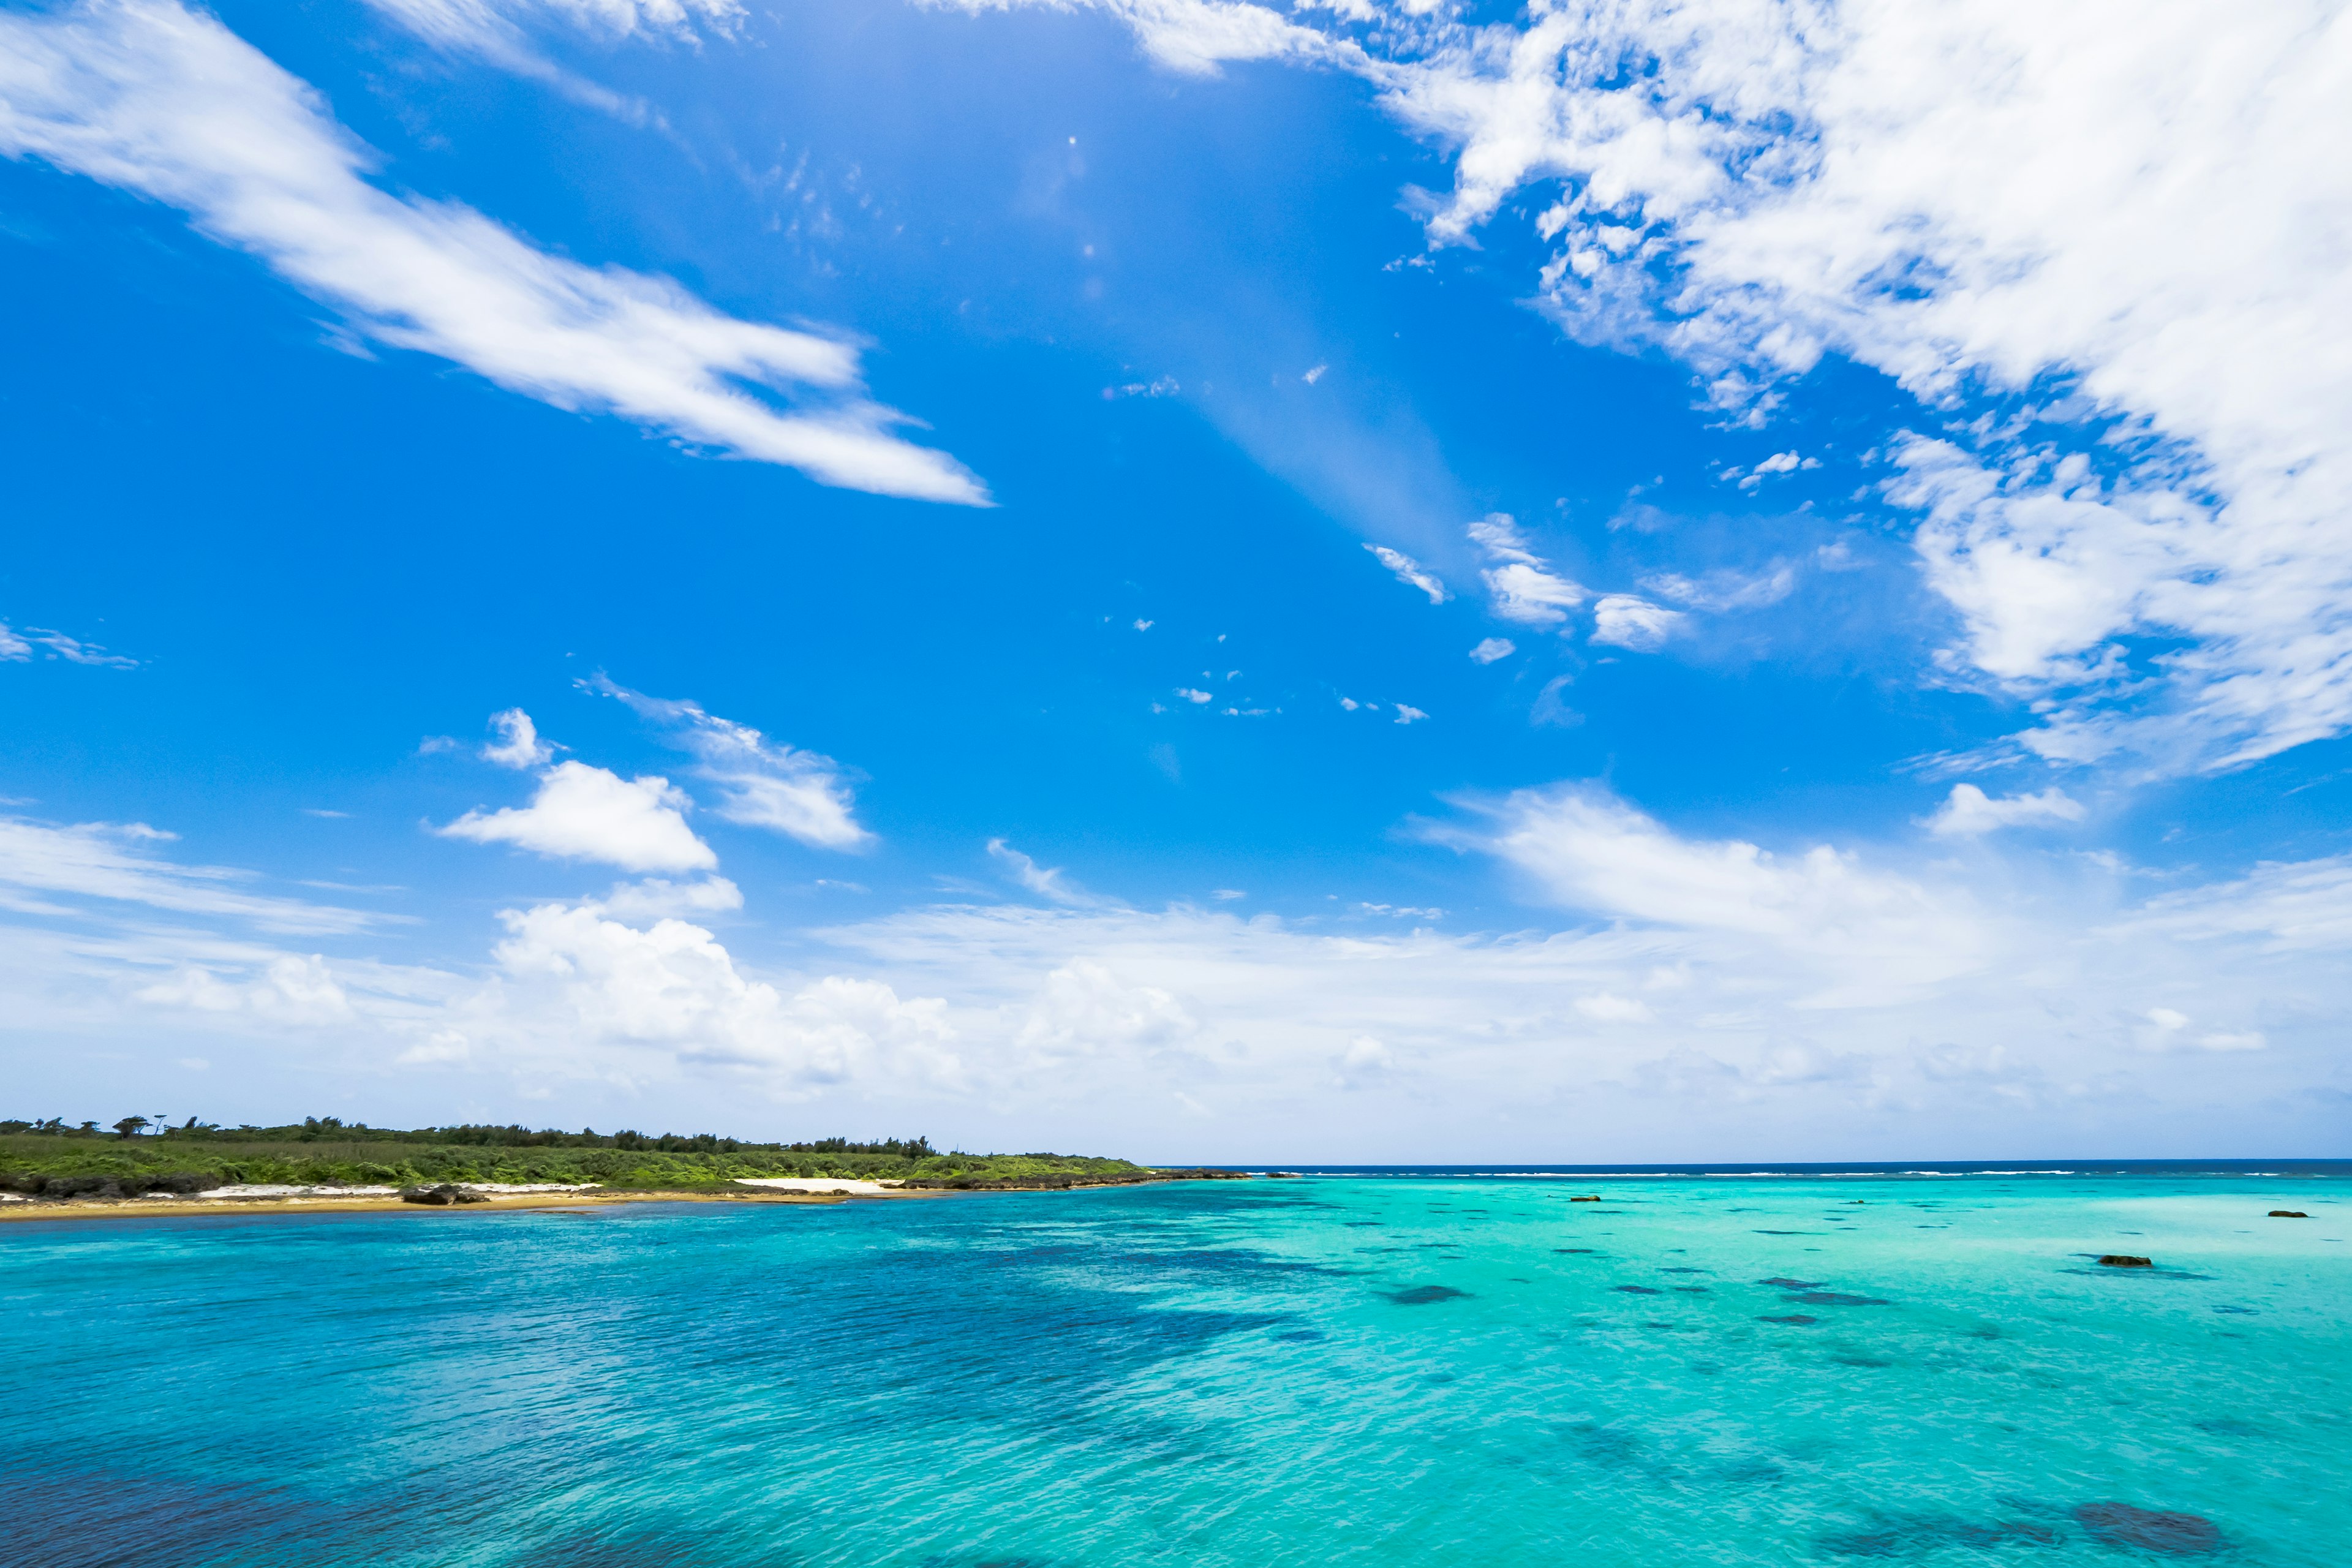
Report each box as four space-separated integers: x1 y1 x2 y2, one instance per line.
4 1166 2345 1566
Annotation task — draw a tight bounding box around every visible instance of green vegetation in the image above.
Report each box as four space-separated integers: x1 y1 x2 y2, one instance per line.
0 1116 1148 1196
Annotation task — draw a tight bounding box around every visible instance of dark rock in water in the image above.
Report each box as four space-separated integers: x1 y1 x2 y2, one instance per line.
1612 1284 1664 1295
1553 1247 1596 1254
1658 1266 1704 1273
1385 1285 1469 1305
1758 1314 1818 1325
1820 1515 2059 1556
2097 1254 2154 1268
2073 1502 2223 1555
2268 1209 2307 1218
399 1184 488 1206
1759 1277 1824 1289
1672 1286 1710 1294
1265 1171 1302 1178
2209 1305 2258 1315
1570 1194 1603 1202
1788 1291 1890 1306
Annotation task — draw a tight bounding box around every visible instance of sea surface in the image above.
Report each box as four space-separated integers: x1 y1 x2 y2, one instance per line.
4 1166 2347 1566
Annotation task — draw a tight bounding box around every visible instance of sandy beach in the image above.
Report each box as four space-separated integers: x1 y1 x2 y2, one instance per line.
0 1186 883 1223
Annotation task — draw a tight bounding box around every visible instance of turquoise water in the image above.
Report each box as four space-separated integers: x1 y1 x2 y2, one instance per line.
4 1170 2347 1566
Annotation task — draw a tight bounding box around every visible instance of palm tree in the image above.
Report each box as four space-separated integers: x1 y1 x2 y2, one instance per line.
112 1116 149 1139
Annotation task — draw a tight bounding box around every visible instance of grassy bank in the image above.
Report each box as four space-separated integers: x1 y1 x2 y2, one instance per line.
0 1118 1150 1196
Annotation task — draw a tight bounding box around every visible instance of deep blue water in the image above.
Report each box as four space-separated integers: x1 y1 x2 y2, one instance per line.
3 1167 2346 1566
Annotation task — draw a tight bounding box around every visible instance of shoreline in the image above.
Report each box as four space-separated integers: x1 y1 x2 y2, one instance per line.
0 1169 1248 1223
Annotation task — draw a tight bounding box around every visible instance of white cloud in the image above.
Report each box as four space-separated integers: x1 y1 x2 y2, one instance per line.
0 0 985 503
0 815 376 933
1469 637 1516 663
371 0 741 55
956 0 2352 773
595 875 744 921
1590 595 1681 652
1365 542 1449 604
587 677 874 851
1393 703 1428 725
2116 854 2352 954
1530 674 1580 729
13 814 2352 1153
481 708 554 770
435 760 716 872
1133 618 1153 631
1575 990 1653 1023
136 953 353 1025
986 837 1103 907
921 0 1344 77
465 898 960 1085
0 624 28 661
1017 960 1195 1054
1924 783 2086 837
1468 513 1585 627
1175 687 1213 704
13 627 138 667
1436 783 1991 1004
1302 363 1328 383
1644 565 1795 613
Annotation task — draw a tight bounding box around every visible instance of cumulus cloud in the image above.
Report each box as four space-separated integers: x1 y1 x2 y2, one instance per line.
1924 784 2086 837
1468 513 1585 627
136 953 353 1025
0 624 27 661
0 0 984 503
481 708 555 770
1589 595 1681 652
15 814 2352 1152
435 760 716 872
587 677 874 851
1017 960 1195 1054
1365 543 1449 604
1469 637 1516 664
465 898 959 1085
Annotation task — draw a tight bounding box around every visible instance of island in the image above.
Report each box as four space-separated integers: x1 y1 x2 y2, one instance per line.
0 1117 1246 1219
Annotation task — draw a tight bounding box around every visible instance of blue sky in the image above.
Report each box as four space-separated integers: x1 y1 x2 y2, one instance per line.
2 0 2348 1159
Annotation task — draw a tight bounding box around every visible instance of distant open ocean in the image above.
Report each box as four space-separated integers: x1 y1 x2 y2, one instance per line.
6 1164 2346 1566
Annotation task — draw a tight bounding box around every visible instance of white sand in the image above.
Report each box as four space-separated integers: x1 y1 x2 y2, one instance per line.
186 1182 601 1199
730 1178 902 1195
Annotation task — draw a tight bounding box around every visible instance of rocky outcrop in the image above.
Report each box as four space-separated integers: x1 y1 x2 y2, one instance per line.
2096 1254 2153 1267
2268 1210 2309 1218
399 1184 490 1206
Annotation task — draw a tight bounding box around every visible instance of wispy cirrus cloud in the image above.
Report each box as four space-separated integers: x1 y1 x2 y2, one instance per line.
0 815 379 933
1363 543 1448 605
0 0 986 503
586 676 875 851
0 622 137 667
986 837 1107 907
